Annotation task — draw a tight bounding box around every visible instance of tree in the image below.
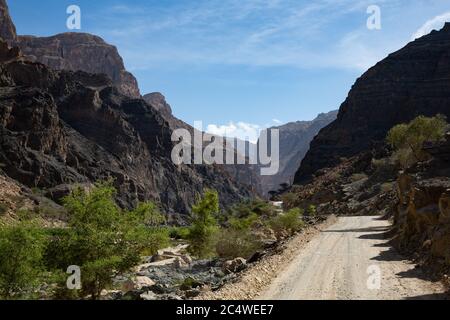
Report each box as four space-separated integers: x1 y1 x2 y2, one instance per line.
187 189 219 258
0 221 47 299
48 181 169 300
387 115 448 168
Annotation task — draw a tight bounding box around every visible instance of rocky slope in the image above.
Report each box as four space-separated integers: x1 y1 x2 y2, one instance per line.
394 134 450 282
0 0 140 98
295 23 450 184
259 111 337 195
0 40 253 221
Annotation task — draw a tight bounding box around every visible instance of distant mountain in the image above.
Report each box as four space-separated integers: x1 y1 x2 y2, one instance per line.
258 111 337 195
295 23 450 184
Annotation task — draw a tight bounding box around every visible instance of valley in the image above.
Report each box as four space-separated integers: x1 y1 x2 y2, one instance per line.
0 0 449 302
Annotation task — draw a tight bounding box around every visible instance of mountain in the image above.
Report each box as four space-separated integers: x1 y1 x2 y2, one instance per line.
295 23 450 184
0 0 140 98
0 40 255 221
258 111 337 195
0 2 256 221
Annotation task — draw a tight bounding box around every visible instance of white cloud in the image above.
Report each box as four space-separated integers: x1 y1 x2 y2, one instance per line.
412 11 450 40
206 122 262 143
272 119 282 124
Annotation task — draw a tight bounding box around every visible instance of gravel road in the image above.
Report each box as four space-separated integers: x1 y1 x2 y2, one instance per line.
260 216 446 300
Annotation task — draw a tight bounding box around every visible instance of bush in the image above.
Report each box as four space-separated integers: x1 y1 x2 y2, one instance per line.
47 181 169 300
216 228 262 260
281 193 298 210
227 198 278 221
169 226 190 240
306 205 317 217
228 213 259 231
387 115 448 168
0 221 47 299
268 208 304 238
187 189 220 258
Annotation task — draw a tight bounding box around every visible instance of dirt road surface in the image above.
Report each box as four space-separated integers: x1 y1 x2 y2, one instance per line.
260 216 446 300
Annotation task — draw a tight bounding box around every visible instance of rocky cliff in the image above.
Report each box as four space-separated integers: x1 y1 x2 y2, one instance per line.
143 93 173 117
259 111 337 195
0 0 140 98
0 40 253 221
295 23 450 184
0 0 15 44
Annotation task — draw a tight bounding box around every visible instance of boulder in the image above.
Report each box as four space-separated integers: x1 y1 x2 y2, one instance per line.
222 258 247 274
122 276 156 292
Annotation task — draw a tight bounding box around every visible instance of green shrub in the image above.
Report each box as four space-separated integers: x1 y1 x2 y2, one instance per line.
387 115 448 168
0 221 47 299
268 208 304 238
228 213 259 231
216 228 261 260
306 205 317 217
187 189 220 258
227 198 278 221
47 181 169 300
169 226 191 240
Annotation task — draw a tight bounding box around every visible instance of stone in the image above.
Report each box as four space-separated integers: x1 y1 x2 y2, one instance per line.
222 258 247 274
140 291 158 300
134 276 156 290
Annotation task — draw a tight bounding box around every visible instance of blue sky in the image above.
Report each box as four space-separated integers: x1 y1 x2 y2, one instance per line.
8 0 450 141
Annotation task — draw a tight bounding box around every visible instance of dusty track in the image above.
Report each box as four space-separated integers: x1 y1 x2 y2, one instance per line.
260 216 446 300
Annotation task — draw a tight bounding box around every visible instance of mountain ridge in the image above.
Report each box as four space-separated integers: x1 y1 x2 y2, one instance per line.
295 23 450 184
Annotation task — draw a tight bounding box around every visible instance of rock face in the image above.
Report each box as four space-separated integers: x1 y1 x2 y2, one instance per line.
17 34 140 98
0 0 15 44
259 111 337 195
0 40 253 220
143 93 173 116
295 23 450 184
395 162 450 274
0 0 140 98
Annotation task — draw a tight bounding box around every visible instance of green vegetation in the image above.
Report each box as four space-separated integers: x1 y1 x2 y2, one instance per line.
387 115 448 168
0 220 47 299
186 189 220 258
306 204 317 217
268 208 304 239
0 182 309 299
216 227 262 260
0 182 170 300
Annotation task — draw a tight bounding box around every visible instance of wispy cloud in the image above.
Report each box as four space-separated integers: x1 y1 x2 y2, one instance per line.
94 0 403 72
412 11 450 40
